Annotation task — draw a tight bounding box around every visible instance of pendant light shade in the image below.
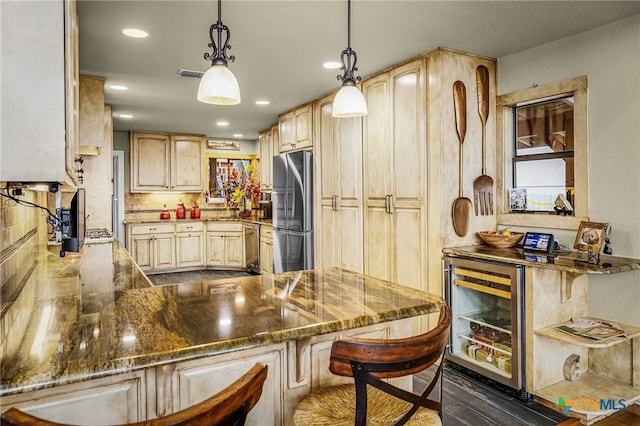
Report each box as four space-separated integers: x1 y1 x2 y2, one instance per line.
333 84 367 117
197 64 240 105
332 0 367 118
197 0 241 105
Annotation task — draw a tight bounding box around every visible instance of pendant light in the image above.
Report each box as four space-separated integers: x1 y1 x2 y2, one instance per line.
332 0 367 118
197 0 241 105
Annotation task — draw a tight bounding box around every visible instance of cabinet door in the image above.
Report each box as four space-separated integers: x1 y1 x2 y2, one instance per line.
362 73 393 281
1 372 145 425
294 104 313 148
175 350 282 426
78 75 104 153
260 239 273 274
131 133 171 191
176 232 204 268
130 235 154 271
390 60 426 290
259 129 273 191
271 123 280 159
171 135 204 191
153 234 176 270
278 111 295 152
206 232 225 266
224 232 244 267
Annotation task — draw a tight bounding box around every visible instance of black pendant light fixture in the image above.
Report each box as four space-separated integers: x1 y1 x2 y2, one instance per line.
197 0 241 105
332 0 367 118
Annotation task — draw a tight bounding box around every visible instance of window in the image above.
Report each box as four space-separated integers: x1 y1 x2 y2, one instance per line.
497 76 588 230
512 96 574 212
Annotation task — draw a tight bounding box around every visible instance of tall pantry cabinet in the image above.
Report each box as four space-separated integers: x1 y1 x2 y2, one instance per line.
360 48 496 299
314 94 364 273
362 59 427 295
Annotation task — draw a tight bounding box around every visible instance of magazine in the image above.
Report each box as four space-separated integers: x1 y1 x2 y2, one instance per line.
556 317 627 342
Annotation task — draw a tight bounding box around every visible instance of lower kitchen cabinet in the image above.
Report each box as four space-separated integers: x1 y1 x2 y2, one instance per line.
168 348 283 425
127 223 176 272
206 222 244 268
260 224 273 274
0 371 146 425
175 222 205 268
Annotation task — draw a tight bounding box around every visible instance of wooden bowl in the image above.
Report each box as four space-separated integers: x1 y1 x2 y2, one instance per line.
477 231 524 248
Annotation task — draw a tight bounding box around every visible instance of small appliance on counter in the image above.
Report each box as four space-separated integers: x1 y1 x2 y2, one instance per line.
258 192 272 219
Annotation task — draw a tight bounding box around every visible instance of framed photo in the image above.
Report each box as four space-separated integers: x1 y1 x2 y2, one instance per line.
207 139 240 151
573 221 608 253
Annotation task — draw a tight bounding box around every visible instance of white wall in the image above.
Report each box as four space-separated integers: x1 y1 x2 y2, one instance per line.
498 14 640 325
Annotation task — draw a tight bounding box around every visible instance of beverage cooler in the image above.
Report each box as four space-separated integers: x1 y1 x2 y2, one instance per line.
443 255 528 399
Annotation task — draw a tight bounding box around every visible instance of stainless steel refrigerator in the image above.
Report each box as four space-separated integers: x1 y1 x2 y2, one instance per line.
272 149 313 273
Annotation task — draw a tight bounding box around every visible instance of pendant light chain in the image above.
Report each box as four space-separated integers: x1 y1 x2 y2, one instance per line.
337 0 361 87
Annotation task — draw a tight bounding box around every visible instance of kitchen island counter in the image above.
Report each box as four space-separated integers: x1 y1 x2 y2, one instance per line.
0 243 443 400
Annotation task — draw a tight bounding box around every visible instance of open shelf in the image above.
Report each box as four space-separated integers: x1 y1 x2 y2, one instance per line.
534 372 640 422
535 318 640 348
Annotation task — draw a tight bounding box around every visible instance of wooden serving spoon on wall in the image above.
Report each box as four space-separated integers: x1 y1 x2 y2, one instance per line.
452 80 472 237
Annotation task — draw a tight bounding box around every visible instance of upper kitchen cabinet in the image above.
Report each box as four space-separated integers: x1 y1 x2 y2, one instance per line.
278 103 313 152
1 0 80 186
130 131 204 192
259 124 278 191
78 75 105 156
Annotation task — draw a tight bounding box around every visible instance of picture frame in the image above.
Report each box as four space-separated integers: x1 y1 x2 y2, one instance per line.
573 221 608 253
207 139 240 151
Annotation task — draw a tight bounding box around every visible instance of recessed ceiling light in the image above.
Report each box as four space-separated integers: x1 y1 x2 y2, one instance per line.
233 134 243 138
122 28 148 38
118 114 133 119
323 61 343 70
216 121 229 126
255 100 270 106
109 85 128 91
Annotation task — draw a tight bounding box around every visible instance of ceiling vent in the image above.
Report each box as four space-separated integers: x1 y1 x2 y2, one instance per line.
176 69 204 79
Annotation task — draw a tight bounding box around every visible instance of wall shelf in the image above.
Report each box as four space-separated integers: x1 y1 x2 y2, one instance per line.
535 318 640 349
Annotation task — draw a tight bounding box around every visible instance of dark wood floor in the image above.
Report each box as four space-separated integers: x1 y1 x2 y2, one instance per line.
415 365 568 425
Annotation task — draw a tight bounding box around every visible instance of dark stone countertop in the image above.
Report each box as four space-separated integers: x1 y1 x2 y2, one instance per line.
0 241 443 397
443 245 640 274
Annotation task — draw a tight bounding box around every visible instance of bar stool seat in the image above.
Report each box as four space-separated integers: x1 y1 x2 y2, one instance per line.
294 383 442 425
293 305 451 426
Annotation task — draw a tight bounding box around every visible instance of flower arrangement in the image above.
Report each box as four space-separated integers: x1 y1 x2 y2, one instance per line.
223 159 261 209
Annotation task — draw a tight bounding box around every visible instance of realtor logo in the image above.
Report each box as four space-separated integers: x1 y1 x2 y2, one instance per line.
554 396 626 414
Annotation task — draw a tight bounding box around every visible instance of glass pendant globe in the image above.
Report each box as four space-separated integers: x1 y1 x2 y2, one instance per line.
332 85 367 117
197 64 241 105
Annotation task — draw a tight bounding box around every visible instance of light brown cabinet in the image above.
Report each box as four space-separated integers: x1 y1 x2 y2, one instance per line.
278 103 313 152
362 59 427 297
175 222 205 268
314 93 364 273
259 124 278 191
260 224 273 274
130 132 204 192
78 74 105 155
0 0 79 186
127 223 176 272
205 222 244 268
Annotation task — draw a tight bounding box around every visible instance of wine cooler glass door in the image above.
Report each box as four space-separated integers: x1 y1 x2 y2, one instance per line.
444 256 525 392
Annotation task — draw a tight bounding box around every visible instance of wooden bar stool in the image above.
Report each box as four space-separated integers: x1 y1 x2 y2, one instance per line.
294 305 451 426
1 363 268 426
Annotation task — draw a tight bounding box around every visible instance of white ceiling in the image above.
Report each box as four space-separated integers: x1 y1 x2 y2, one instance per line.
77 1 640 141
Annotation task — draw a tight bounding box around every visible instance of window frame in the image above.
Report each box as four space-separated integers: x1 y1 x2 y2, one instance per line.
496 76 588 230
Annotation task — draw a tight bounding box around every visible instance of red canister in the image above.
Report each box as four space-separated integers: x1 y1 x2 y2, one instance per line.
190 204 201 219
176 203 186 220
